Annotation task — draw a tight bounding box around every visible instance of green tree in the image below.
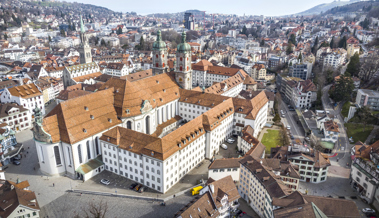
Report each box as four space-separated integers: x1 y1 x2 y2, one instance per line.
241 25 247 36
100 39 106 47
260 39 265 46
4 33 7 40
346 53 360 77
312 36 319 54
48 35 51 42
332 75 355 102
330 36 335 49
139 36 145 50
319 41 329 48
298 53 302 62
117 27 122 35
338 36 347 49
273 113 281 123
361 18 370 30
356 106 372 132
60 29 66 37
286 42 293 55
289 34 296 45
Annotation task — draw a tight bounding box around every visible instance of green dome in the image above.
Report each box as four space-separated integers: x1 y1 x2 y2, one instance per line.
153 30 167 51
177 32 191 53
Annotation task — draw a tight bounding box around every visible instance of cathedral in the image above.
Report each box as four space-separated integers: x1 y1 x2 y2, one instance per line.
31 29 269 193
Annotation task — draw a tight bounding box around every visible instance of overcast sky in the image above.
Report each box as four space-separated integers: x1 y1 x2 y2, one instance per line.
66 0 339 16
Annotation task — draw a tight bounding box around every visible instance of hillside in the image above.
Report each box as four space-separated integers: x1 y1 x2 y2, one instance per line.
323 1 379 15
295 0 359 15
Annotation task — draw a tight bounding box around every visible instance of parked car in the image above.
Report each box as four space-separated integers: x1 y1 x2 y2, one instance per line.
13 161 20 165
138 186 146 193
227 138 235 143
129 183 138 190
13 156 21 160
290 135 295 139
281 114 285 118
305 137 310 141
286 125 291 130
280 110 284 115
100 179 110 185
289 108 295 111
220 144 228 150
363 208 375 214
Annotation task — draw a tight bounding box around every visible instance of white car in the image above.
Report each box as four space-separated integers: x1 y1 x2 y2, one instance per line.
221 144 228 150
286 125 291 130
305 137 310 141
227 138 235 143
362 208 375 214
100 179 110 185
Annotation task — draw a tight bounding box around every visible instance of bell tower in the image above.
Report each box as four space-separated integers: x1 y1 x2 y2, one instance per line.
78 15 92 64
175 32 192 90
152 30 168 75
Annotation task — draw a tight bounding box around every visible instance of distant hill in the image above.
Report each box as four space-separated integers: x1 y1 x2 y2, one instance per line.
295 0 360 15
323 1 379 15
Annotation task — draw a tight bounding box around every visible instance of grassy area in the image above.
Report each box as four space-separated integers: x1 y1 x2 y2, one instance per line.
345 123 374 143
341 101 351 118
261 129 282 153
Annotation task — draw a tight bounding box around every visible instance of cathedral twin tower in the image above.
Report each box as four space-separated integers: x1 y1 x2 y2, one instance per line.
152 30 192 90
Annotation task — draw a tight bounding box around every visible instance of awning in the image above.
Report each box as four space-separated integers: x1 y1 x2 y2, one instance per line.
75 155 104 175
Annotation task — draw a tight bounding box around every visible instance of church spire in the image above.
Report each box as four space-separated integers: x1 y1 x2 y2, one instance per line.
80 15 85 33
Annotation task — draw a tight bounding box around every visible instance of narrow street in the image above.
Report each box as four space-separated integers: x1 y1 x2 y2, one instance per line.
321 85 350 166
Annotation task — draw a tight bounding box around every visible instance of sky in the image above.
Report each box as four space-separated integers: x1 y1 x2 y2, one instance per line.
66 0 339 16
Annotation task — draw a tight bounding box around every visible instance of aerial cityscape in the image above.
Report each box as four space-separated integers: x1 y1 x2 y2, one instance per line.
0 0 378 217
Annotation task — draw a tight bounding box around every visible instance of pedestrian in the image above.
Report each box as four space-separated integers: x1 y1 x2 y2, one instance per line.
173 194 176 198
27 151 28 154
53 183 54 187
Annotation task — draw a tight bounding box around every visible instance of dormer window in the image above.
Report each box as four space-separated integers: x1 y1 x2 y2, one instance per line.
125 109 130 114
108 118 112 123
83 128 87 133
90 115 94 119
84 106 88 111
151 151 154 156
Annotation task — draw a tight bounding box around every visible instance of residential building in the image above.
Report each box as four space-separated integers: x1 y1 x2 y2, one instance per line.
273 191 360 218
356 89 379 111
175 176 240 218
0 83 45 115
103 63 132 77
0 180 40 218
271 145 331 183
208 158 242 181
323 48 347 70
237 125 264 155
291 79 317 109
288 62 312 80
320 120 340 143
62 62 101 88
350 140 379 204
0 103 32 132
0 124 23 166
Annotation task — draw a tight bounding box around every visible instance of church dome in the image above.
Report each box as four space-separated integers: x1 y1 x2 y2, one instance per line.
177 32 191 53
153 30 167 51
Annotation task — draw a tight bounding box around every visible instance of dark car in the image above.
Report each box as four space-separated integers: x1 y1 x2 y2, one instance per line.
129 183 138 190
138 186 146 193
290 135 295 140
235 210 243 216
13 160 20 165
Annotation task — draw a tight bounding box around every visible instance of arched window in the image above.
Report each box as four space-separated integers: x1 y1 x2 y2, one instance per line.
187 66 189 71
162 54 164 58
86 141 91 160
54 146 61 166
146 116 150 134
156 54 158 58
127 121 132 129
162 63 165 68
78 144 83 164
180 66 183 71
156 63 158 67
180 57 183 61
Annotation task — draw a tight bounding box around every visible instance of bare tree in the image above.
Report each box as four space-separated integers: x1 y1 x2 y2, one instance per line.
360 53 379 83
83 200 108 218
